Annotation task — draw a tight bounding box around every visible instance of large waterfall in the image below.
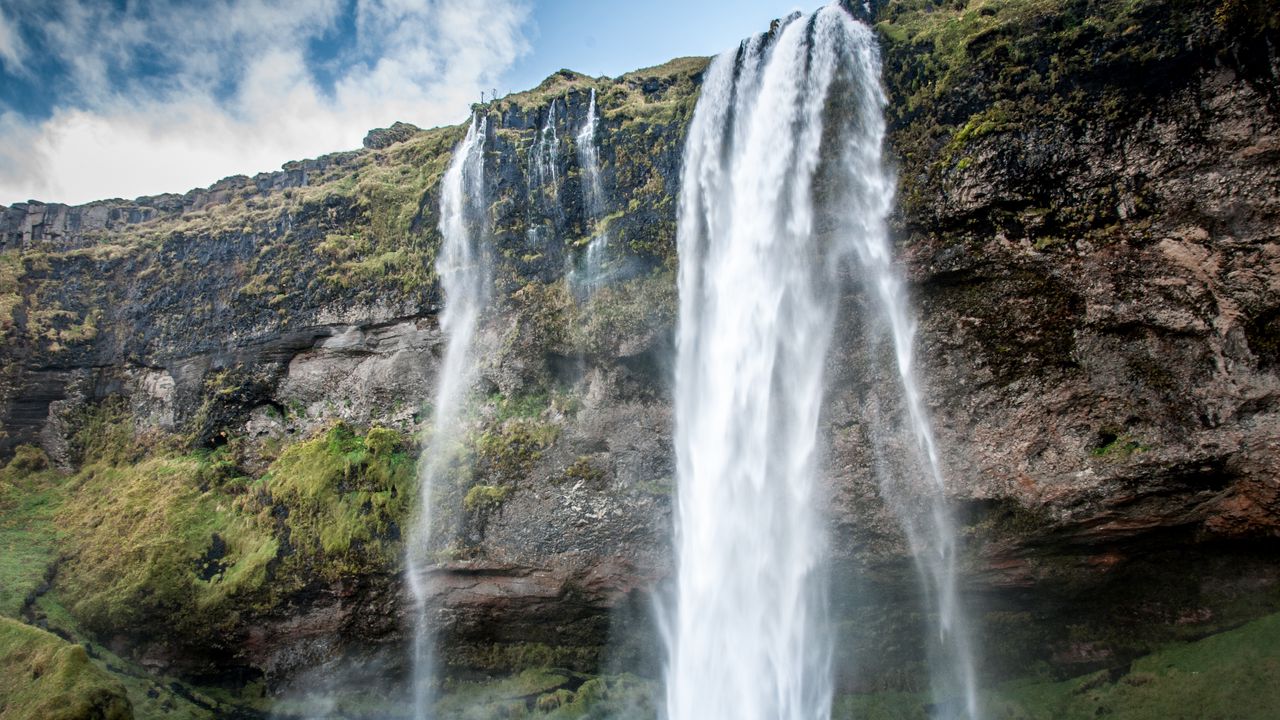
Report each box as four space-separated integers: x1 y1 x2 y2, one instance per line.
405 114 489 719
666 4 976 719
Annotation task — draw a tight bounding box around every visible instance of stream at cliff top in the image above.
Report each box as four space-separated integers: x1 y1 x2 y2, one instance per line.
406 113 490 720
666 4 977 719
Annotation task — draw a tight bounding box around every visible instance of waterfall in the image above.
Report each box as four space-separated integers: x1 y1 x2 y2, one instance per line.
576 89 609 293
842 57 982 720
667 3 977 719
405 113 489 720
532 99 560 200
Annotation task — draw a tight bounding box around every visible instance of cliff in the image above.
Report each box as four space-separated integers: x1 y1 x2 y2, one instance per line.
0 0 1277 717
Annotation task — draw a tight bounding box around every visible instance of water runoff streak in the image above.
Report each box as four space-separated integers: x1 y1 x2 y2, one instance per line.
533 99 560 201
576 89 610 293
405 114 489 719
667 3 977 718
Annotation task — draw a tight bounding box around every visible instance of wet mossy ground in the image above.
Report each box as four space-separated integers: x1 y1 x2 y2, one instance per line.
301 610 1280 719
49 418 415 646
0 616 131 720
985 611 1280 718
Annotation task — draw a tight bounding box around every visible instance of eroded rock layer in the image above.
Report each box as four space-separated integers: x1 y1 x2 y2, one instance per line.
0 0 1276 713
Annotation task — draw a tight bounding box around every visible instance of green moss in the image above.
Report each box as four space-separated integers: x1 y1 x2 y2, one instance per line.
463 484 511 512
30 592 261 720
262 423 412 571
0 252 24 344
70 398 142 467
475 418 560 482
493 69 600 114
434 668 655 720
572 267 676 357
989 611 1280 718
875 0 1269 233
0 448 64 618
829 610 1280 718
563 456 605 485
55 453 274 637
1090 430 1146 458
490 392 552 422
45 416 411 645
0 616 132 720
542 674 656 720
834 690 930 719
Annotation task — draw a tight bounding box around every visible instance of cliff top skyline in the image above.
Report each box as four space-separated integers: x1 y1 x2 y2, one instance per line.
0 0 802 207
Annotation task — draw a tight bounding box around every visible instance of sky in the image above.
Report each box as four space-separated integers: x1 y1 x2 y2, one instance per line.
0 0 806 207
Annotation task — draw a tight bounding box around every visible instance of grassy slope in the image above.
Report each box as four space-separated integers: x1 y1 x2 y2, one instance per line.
0 617 131 720
832 611 1280 719
0 448 63 617
0 420 414 719
418 610 1280 719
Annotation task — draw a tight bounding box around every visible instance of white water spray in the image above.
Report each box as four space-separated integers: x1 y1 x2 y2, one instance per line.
532 100 560 199
667 4 977 718
667 9 848 719
576 89 610 293
405 114 489 720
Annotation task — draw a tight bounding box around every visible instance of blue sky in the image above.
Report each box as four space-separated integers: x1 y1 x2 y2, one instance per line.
506 1 803 92
0 0 806 206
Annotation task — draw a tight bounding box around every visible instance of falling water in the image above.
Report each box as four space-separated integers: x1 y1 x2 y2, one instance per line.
532 99 560 199
667 9 849 719
576 89 610 293
577 90 604 215
405 113 489 719
667 3 977 719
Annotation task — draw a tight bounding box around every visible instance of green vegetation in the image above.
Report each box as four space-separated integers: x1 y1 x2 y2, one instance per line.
463 484 511 512
1090 429 1146 458
572 266 677 357
0 617 131 720
475 418 560 482
436 669 656 720
55 453 274 637
0 398 415 649
0 447 62 618
0 252 25 344
875 0 1277 229
28 592 266 720
563 456 605 485
262 423 413 574
0 412 421 716
989 611 1280 719
829 610 1280 719
878 0 1229 117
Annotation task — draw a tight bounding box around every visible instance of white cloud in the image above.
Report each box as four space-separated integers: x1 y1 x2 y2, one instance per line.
0 6 25 73
0 0 531 206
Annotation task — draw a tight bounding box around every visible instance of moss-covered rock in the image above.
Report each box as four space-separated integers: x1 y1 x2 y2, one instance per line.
0 617 132 720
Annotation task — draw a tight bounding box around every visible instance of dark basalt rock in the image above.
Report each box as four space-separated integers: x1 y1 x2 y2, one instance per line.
362 121 423 150
0 0 1277 706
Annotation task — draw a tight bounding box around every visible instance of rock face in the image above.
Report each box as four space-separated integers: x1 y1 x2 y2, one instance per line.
0 0 1276 705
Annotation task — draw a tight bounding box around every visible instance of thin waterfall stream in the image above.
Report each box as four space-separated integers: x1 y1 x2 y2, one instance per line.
576 88 609 294
405 114 490 719
666 4 977 719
